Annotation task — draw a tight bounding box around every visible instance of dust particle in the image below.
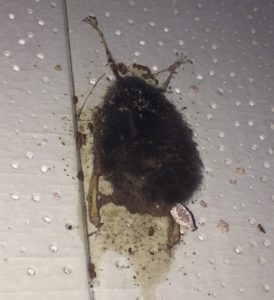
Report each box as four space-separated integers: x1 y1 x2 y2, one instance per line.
229 178 237 185
54 64 62 71
88 262 97 279
236 167 245 175
77 170 84 181
148 226 155 236
217 219 229 233
257 224 266 234
199 200 208 208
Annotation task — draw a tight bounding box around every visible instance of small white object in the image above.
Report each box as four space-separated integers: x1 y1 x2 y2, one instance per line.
139 40 146 46
89 78 97 85
27 8 33 14
198 218 206 226
258 257 266 265
25 151 34 159
263 284 271 292
196 74 203 80
32 193 40 202
251 144 259 151
4 50 12 57
207 114 213 120
38 20 45 26
18 39 26 45
13 65 20 71
248 120 254 126
248 217 256 225
41 165 49 173
218 131 225 138
235 101 242 106
10 192 19 200
41 76 49 84
249 100 255 106
225 158 233 165
259 134 266 141
37 53 45 59
219 145 225 152
27 268 36 276
43 216 53 224
115 258 130 269
11 162 19 168
234 246 243 254
263 239 271 248
175 88 181 94
260 175 268 183
210 103 217 109
49 244 58 253
198 234 206 241
63 266 72 275
170 203 197 231
264 161 271 169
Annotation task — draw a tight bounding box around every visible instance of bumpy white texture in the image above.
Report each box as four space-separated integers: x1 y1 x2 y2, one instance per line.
0 1 91 299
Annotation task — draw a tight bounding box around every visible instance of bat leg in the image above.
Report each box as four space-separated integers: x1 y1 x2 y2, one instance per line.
83 16 121 79
167 215 180 249
88 107 102 228
154 53 192 92
88 167 101 227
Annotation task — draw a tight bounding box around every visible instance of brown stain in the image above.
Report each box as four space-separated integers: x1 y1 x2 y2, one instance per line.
90 203 173 299
77 170 84 181
257 224 266 234
199 199 208 208
54 64 62 71
77 107 174 300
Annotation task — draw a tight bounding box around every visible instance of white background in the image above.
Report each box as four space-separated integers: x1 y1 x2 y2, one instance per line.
1 0 273 299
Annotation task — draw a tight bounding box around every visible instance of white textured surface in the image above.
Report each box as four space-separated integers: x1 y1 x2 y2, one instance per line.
67 0 274 299
0 1 91 299
1 0 273 299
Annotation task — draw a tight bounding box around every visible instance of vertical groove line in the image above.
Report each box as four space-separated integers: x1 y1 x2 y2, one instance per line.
62 0 93 294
